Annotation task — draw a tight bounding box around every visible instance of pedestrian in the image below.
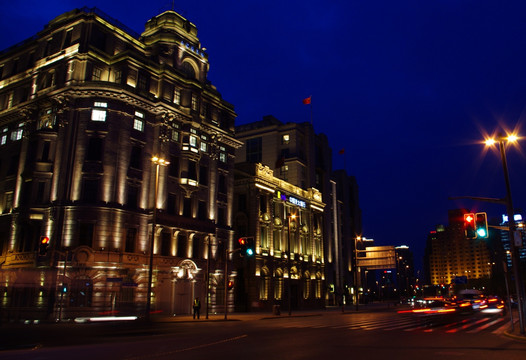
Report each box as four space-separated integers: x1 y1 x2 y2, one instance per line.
193 297 201 319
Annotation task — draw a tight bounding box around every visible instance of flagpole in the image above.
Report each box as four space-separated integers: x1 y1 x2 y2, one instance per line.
310 101 313 125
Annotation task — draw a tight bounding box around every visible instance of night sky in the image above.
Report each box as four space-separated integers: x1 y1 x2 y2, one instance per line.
3 1 526 272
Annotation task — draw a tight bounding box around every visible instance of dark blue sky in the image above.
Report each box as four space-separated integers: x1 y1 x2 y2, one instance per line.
3 1 526 271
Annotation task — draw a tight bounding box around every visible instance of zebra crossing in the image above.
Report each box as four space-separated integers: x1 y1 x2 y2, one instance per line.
278 314 509 334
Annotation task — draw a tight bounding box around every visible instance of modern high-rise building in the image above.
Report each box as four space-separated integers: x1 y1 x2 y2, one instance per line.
394 245 415 298
424 209 491 287
0 7 241 321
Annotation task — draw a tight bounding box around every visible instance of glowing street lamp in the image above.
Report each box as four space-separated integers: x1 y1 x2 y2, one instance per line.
484 133 525 334
146 156 169 321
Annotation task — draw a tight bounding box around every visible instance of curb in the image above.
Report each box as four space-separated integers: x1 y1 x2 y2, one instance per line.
503 330 526 342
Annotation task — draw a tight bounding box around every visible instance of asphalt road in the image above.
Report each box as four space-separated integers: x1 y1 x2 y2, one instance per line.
1 309 525 360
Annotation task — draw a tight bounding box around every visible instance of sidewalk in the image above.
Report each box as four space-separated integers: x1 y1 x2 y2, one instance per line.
150 302 404 323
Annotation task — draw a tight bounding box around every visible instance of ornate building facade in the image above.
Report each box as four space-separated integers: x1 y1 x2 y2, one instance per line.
233 163 325 311
0 7 240 321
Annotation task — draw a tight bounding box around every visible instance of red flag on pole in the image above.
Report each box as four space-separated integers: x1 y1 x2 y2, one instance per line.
302 96 311 105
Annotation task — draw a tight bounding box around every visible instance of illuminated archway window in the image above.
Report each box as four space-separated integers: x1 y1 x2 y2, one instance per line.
259 267 270 300
303 271 311 300
274 269 283 300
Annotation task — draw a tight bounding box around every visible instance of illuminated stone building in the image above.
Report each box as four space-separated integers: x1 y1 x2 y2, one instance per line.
424 209 491 287
233 163 325 311
235 115 352 308
0 7 240 320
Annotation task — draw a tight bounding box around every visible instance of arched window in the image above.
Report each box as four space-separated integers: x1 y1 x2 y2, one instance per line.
181 61 196 79
259 267 269 300
274 269 283 300
303 271 311 300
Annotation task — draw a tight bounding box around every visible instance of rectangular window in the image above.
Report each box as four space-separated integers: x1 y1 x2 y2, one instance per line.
91 102 107 121
125 228 137 253
191 94 198 111
10 125 23 141
173 88 180 104
82 178 99 202
200 141 207 152
199 165 208 186
171 130 179 142
130 145 142 169
4 192 13 213
92 67 102 81
246 137 262 163
169 156 179 177
79 223 94 247
189 135 198 147
219 146 227 163
133 111 144 132
86 137 103 161
113 69 122 83
1 127 7 145
282 134 290 144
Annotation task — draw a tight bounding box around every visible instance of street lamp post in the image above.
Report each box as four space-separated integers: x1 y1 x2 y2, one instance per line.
146 156 169 321
288 213 296 316
354 236 361 311
486 135 525 334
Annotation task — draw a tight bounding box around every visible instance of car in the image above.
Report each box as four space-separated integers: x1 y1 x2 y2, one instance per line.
478 296 506 315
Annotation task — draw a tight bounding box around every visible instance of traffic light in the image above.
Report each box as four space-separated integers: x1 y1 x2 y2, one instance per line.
464 213 476 239
227 280 234 291
39 236 50 256
245 237 255 256
238 237 255 257
475 212 488 238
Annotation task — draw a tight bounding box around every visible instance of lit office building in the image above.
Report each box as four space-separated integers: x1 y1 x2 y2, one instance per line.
233 163 326 311
234 115 342 307
0 7 240 320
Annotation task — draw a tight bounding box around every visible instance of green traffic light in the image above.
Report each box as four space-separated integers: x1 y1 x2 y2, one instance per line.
246 248 254 256
477 228 487 238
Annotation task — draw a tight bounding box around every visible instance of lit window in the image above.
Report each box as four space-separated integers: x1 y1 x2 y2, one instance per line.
172 130 179 142
133 111 144 131
1 127 7 145
191 95 198 111
91 102 107 121
219 147 227 162
92 67 102 81
189 135 197 147
282 134 290 144
114 70 122 83
200 142 207 152
11 126 23 141
173 89 180 104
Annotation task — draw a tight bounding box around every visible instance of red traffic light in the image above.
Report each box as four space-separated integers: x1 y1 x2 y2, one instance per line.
464 213 476 238
40 236 50 244
238 238 247 245
227 280 234 290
